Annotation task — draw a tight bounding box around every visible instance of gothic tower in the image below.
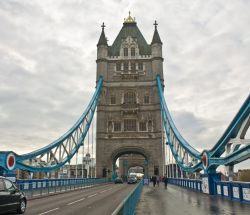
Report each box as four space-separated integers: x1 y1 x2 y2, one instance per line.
96 13 164 178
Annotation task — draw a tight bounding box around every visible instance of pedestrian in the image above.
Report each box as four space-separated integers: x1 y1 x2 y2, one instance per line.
164 175 168 189
152 175 156 187
156 175 160 187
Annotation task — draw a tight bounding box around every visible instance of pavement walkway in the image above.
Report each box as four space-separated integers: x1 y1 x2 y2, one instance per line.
135 183 250 215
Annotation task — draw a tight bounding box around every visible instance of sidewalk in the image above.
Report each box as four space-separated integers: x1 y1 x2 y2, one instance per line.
135 183 250 215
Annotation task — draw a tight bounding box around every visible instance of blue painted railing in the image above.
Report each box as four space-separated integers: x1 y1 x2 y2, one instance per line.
16 177 110 199
112 180 143 215
168 178 202 192
215 181 250 203
168 177 250 204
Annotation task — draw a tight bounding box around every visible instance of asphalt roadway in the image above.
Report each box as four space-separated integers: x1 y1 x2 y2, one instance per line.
136 183 250 215
22 183 135 215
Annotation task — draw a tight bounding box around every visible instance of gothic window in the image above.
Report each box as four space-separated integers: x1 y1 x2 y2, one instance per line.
124 91 136 104
131 62 136 72
108 121 113 132
131 47 135 56
114 121 121 132
144 95 149 104
148 120 153 131
139 122 147 131
110 94 116 104
124 48 128 56
124 62 129 71
138 62 143 70
116 62 121 71
124 119 137 131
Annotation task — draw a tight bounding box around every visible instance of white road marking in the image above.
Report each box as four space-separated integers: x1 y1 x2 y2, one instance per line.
87 193 97 198
38 208 59 215
67 197 86 205
99 187 113 194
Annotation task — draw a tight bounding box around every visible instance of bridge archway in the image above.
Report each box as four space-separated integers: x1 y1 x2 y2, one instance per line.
111 147 151 179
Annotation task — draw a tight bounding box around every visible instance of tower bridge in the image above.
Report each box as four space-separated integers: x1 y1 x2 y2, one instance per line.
0 13 250 215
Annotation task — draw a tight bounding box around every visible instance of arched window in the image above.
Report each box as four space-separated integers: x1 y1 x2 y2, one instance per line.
131 47 135 56
148 120 152 131
124 48 128 56
124 91 136 104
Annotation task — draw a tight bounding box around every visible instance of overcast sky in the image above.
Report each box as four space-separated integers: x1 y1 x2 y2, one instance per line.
0 0 249 170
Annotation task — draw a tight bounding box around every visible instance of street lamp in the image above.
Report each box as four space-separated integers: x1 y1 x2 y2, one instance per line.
85 153 91 178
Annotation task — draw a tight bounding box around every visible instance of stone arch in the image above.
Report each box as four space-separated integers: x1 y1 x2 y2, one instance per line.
111 146 151 178
111 146 151 163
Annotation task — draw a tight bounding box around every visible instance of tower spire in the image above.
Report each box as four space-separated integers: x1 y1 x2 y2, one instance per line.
151 20 162 45
97 22 108 46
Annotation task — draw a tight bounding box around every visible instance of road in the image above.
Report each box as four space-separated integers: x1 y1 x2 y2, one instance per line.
23 183 135 215
136 183 250 215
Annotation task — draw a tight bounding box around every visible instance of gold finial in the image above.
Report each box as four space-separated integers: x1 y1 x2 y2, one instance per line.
124 11 136 23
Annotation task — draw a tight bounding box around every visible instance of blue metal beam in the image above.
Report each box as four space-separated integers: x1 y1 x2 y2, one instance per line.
0 77 103 172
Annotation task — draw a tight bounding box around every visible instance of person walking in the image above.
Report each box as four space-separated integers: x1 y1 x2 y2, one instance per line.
156 175 160 187
164 175 168 189
152 175 157 187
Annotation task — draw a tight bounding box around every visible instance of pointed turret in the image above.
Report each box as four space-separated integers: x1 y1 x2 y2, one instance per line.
97 22 108 46
96 22 108 81
151 21 162 45
151 20 163 79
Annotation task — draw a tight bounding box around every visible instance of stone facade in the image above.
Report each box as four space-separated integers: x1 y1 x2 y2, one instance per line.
96 15 165 178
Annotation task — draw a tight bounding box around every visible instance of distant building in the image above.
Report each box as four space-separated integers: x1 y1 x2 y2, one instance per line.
237 169 250 181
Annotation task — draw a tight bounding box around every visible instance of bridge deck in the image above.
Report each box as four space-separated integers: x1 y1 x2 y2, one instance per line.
136 183 250 215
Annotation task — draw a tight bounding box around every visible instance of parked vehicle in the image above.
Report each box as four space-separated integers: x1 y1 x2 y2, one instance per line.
114 177 123 184
127 176 137 184
0 176 27 214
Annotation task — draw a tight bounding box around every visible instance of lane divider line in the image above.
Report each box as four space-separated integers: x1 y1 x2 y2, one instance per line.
99 187 113 194
38 208 59 215
67 197 86 205
87 193 97 198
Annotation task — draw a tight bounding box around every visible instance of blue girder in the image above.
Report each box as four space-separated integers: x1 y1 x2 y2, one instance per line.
0 77 103 172
210 94 250 157
157 75 250 173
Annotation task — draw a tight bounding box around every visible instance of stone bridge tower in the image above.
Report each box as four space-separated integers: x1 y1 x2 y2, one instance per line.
96 14 164 178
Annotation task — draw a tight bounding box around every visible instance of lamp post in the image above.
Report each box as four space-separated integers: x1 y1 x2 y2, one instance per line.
85 153 91 178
